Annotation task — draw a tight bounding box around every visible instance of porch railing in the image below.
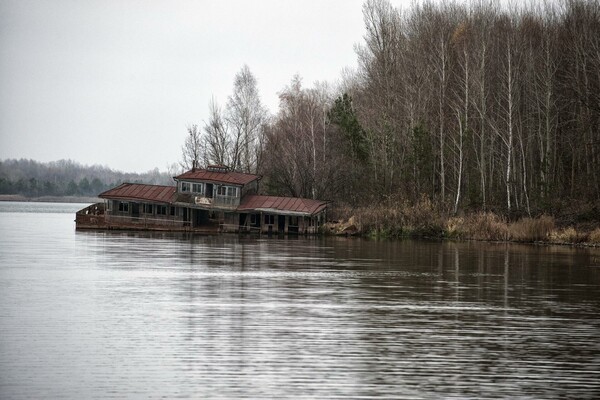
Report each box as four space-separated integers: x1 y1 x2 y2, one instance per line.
190 195 240 209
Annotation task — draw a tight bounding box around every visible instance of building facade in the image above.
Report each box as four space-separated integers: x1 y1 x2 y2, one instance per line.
92 165 328 234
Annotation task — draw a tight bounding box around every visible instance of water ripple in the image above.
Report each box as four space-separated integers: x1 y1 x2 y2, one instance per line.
1 206 600 399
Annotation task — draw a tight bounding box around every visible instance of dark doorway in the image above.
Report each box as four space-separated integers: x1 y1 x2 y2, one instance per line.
239 214 247 231
288 216 299 234
278 215 285 233
250 213 260 228
193 209 209 227
206 183 213 198
131 203 140 218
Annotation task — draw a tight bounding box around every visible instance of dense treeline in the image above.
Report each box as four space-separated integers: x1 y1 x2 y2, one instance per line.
332 0 600 213
191 0 599 219
259 0 600 217
0 159 173 198
349 0 600 214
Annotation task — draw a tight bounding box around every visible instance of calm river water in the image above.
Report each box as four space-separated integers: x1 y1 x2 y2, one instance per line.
1 201 599 399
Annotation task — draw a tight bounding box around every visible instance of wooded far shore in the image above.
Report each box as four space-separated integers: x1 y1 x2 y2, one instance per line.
0 195 100 203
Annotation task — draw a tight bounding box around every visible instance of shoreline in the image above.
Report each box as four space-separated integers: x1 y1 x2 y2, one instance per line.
0 194 100 204
328 231 600 249
326 205 600 248
327 229 600 248
4 195 599 248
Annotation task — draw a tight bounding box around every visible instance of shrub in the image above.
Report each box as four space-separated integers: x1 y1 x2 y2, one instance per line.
457 212 509 241
550 227 588 244
350 195 443 237
508 215 555 242
445 216 464 238
588 228 600 244
402 195 444 236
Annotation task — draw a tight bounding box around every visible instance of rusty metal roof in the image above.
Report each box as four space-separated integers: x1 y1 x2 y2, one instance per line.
238 195 328 216
174 168 260 186
99 183 177 204
99 182 328 216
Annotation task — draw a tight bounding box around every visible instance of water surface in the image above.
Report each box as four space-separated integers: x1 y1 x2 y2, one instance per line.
1 201 599 399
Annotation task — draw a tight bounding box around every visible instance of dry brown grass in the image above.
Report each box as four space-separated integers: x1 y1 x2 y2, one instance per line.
549 227 589 244
508 215 555 242
349 195 444 237
458 212 509 241
588 228 600 244
445 216 464 237
435 213 557 242
328 200 599 245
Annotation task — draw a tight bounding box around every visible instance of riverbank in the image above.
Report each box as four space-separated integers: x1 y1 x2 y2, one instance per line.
0 194 100 203
326 198 600 247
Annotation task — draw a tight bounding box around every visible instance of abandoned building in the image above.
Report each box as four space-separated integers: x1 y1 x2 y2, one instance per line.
76 165 329 234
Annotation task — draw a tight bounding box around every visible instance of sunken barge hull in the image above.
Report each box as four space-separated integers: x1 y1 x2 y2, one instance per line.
75 202 220 234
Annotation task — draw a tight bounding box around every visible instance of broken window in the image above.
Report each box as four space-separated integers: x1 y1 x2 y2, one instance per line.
264 214 275 225
118 202 129 212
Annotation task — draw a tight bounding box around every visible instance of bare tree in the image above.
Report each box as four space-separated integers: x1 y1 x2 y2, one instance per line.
166 162 181 177
203 98 230 166
535 9 558 200
262 77 342 199
450 18 471 215
226 65 268 173
469 3 496 210
356 0 405 195
181 124 204 171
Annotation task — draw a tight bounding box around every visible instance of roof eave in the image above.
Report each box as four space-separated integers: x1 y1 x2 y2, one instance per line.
174 176 258 186
99 195 174 205
240 207 327 217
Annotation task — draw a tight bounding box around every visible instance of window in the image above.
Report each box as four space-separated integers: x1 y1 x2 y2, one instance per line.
264 214 275 225
143 204 153 214
227 186 238 197
250 214 258 225
192 183 203 194
181 182 190 192
118 201 129 212
216 185 238 197
170 206 176 216
157 205 167 215
289 216 298 226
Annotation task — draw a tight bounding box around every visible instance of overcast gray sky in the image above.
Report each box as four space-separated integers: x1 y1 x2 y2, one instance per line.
0 0 413 172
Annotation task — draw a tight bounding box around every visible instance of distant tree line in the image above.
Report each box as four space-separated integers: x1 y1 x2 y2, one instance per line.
0 159 174 198
188 0 600 216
